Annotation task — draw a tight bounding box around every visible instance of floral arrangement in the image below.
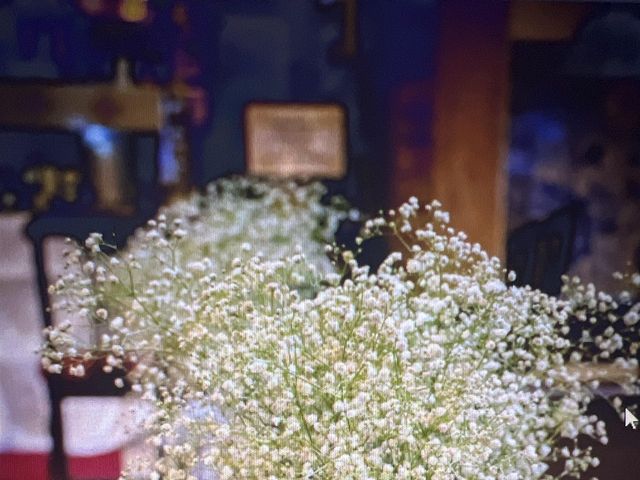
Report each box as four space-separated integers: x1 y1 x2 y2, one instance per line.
42 180 639 480
42 176 348 352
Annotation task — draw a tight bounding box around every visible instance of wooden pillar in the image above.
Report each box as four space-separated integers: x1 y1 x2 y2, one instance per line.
430 1 510 258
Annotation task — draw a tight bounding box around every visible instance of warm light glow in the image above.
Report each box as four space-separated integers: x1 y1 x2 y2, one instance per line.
118 0 148 23
245 103 347 179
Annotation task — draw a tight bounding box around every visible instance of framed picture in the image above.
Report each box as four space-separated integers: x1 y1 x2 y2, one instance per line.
245 102 347 179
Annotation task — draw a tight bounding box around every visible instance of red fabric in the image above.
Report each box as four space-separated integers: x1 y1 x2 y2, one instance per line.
0 451 121 480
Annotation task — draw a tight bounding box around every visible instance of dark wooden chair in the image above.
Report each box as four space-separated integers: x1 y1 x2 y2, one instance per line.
507 202 583 295
25 135 162 480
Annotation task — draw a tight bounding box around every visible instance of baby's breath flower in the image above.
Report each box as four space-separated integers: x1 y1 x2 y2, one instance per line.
41 181 640 480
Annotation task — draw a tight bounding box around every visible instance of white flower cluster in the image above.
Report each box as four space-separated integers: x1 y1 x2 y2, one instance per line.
42 176 346 386
42 186 639 480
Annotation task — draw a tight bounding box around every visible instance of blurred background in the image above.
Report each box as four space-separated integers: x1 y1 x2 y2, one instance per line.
0 1 639 479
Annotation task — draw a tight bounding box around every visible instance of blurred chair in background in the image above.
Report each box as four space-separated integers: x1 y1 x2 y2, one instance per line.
22 124 166 480
507 202 583 295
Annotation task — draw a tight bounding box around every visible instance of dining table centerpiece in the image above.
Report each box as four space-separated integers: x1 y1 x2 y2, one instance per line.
42 178 639 479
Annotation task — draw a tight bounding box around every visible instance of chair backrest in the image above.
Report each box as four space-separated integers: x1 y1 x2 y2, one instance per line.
6 131 160 480
24 133 162 332
507 202 583 294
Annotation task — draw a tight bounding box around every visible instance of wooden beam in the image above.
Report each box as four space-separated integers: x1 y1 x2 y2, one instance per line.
0 83 163 132
430 0 510 258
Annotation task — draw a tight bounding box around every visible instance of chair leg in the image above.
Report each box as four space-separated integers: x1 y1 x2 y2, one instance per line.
48 381 69 480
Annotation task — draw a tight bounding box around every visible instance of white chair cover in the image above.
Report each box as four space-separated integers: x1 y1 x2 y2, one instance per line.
0 213 142 456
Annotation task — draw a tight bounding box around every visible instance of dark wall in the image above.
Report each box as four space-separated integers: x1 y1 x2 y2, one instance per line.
0 0 438 212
